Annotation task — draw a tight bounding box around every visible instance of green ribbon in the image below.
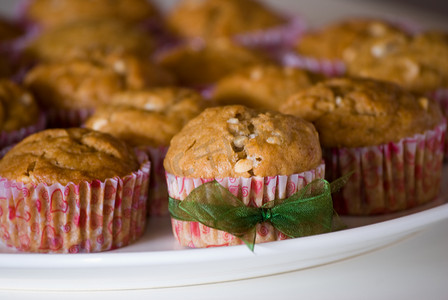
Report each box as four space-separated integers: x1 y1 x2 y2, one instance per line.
169 174 351 251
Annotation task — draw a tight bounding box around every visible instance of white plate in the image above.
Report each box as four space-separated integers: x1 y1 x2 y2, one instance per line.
0 166 447 291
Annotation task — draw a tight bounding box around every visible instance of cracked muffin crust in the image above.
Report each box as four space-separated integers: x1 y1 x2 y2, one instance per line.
0 79 40 132
0 128 139 185
346 31 448 93
212 64 319 110
167 0 285 40
85 88 206 147
296 18 406 61
279 77 444 148
24 19 155 64
24 56 175 110
25 0 160 29
164 105 322 178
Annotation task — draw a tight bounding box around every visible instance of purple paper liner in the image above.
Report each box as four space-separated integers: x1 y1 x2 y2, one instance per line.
0 112 46 149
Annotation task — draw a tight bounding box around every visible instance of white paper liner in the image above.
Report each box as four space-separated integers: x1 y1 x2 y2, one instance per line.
166 163 325 248
0 112 46 149
325 121 446 216
0 151 150 253
280 51 346 77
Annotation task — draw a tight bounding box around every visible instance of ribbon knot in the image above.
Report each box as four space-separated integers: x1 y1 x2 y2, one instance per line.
261 207 273 222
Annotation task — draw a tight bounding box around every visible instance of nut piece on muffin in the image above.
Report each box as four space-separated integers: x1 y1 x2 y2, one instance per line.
85 87 206 148
0 79 40 132
164 105 322 179
24 0 160 29
156 38 271 87
346 31 448 94
280 77 445 215
296 18 407 62
24 19 155 64
167 0 285 40
212 64 320 110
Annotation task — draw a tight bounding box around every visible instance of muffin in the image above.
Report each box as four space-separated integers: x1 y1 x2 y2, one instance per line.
346 31 448 94
283 18 408 76
85 88 206 215
164 105 329 248
0 79 45 149
212 64 319 110
23 19 155 64
23 0 160 29
24 55 175 127
155 38 270 87
280 77 446 215
0 128 150 253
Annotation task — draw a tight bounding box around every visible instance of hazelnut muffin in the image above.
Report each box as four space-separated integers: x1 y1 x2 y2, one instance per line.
24 56 175 127
164 105 328 248
212 64 319 110
24 19 155 64
156 38 270 87
0 79 45 148
85 87 206 215
24 0 160 29
0 128 150 253
280 77 446 215
284 18 407 77
346 31 448 94
167 0 285 40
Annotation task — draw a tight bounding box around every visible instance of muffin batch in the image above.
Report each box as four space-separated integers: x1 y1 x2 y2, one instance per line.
0 0 446 252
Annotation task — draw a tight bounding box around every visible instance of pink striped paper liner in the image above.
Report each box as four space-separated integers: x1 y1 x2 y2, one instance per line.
428 89 448 158
0 150 150 253
166 163 325 248
0 112 46 149
325 121 446 216
140 146 169 216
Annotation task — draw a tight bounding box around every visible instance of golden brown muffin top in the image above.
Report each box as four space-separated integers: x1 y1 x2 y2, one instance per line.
24 56 175 110
0 128 140 185
26 0 160 29
164 105 322 178
296 18 406 61
85 88 206 147
0 80 40 132
279 77 443 148
167 0 285 40
156 38 270 86
213 64 320 111
25 19 155 63
347 31 448 93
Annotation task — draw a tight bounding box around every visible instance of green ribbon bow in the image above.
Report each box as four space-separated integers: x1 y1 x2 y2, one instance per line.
169 174 350 251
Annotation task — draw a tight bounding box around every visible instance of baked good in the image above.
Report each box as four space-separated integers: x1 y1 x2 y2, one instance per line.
280 77 446 215
24 55 175 127
212 64 319 110
85 87 206 215
167 0 285 40
346 31 448 94
164 105 328 248
24 0 160 29
156 38 270 87
0 79 45 148
24 19 155 64
0 128 150 253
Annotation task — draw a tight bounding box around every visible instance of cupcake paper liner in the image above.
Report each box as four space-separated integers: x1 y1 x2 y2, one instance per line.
428 89 448 158
141 146 169 216
325 121 446 216
166 163 325 248
46 108 95 129
280 51 346 77
0 112 46 150
0 151 151 253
